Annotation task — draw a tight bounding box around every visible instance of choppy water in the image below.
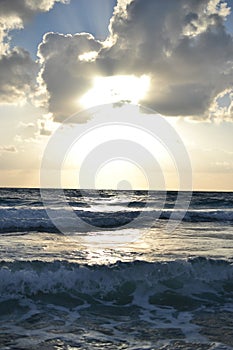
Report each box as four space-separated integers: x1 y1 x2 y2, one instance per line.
0 188 233 349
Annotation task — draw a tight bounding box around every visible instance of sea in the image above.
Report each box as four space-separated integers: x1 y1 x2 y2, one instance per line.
0 188 233 350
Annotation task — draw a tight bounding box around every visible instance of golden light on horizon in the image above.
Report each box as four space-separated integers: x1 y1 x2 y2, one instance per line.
94 159 149 190
58 114 179 190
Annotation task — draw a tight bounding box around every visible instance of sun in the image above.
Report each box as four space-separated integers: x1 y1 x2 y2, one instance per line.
95 159 149 190
79 74 150 108
59 107 179 190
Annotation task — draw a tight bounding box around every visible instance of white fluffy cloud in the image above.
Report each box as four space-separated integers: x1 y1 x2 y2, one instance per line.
0 145 17 152
35 0 233 121
0 0 68 22
100 0 233 117
37 32 102 121
1 0 232 120
0 47 37 104
0 0 68 105
0 0 68 54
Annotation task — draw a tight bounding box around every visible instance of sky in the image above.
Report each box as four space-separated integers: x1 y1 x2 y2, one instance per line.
0 0 233 191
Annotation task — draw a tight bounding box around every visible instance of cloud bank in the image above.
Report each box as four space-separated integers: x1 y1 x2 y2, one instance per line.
1 0 233 122
36 0 233 121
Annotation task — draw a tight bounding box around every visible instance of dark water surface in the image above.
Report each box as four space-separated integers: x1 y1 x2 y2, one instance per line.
0 188 233 349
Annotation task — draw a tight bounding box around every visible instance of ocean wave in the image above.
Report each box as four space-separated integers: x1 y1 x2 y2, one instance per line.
0 207 232 233
0 258 233 311
161 209 233 222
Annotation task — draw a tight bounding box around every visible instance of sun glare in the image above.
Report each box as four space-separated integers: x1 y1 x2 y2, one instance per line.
79 75 150 108
78 51 99 62
95 159 149 190
60 112 179 190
